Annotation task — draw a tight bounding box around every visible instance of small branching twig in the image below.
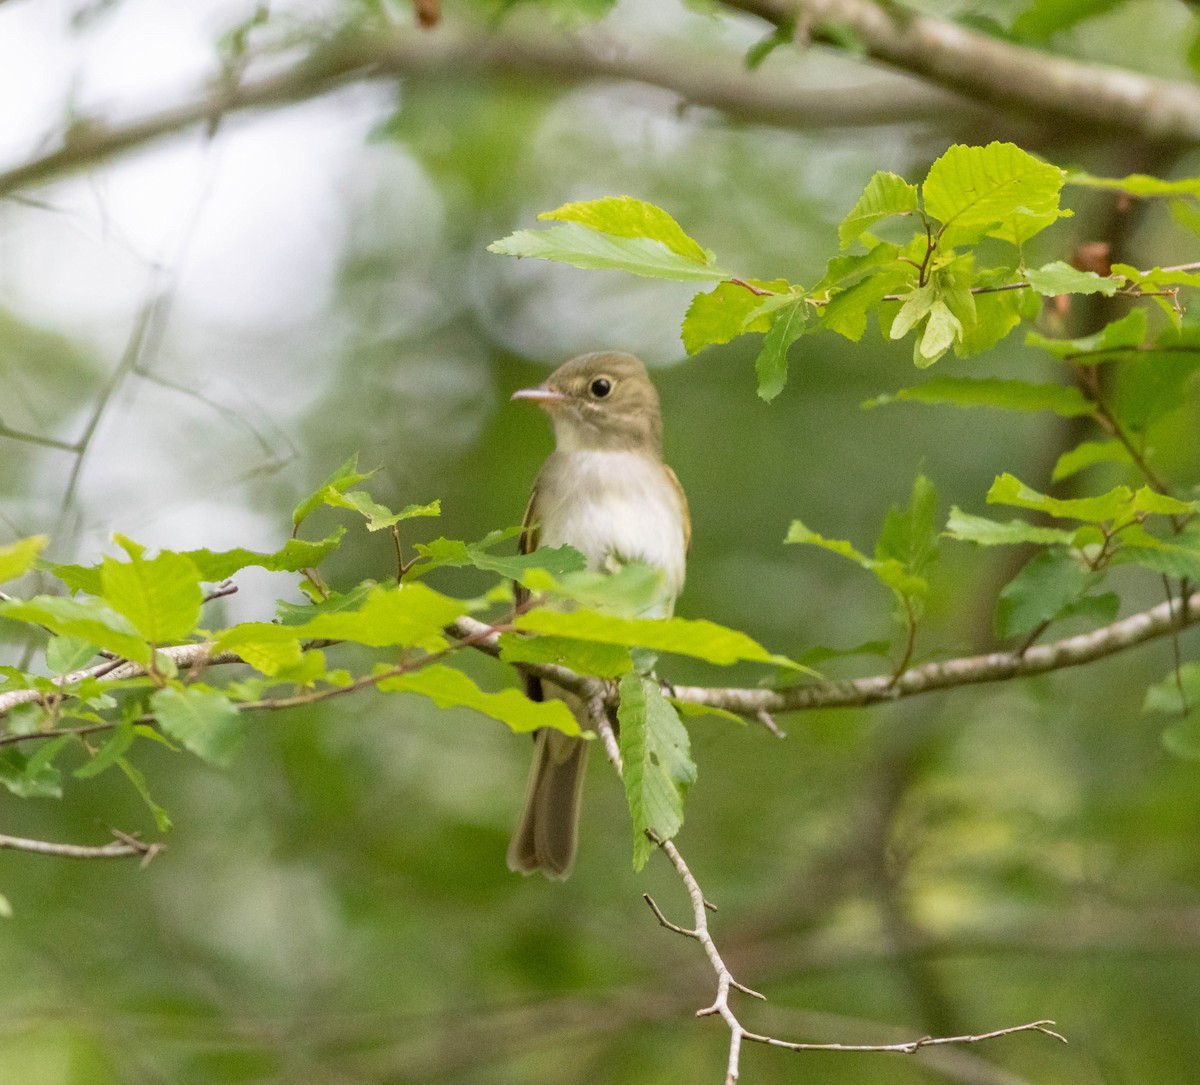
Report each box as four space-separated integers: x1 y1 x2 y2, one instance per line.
0 829 164 864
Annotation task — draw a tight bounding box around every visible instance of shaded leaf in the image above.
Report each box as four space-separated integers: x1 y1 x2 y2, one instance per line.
755 300 808 401
865 377 1094 417
995 548 1104 639
1025 260 1120 296
944 507 1078 547
151 686 245 767
498 633 633 679
1052 439 1133 482
1026 309 1147 361
681 279 786 354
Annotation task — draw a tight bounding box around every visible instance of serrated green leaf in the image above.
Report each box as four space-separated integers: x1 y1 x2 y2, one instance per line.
539 197 712 264
498 633 633 679
923 142 1066 246
45 635 98 675
820 267 913 341
838 171 919 248
1112 325 1200 431
987 474 1133 522
1110 263 1200 290
377 663 579 735
994 548 1104 638
216 582 466 665
488 223 728 282
1110 525 1200 579
1051 439 1133 482
0 595 149 663
1026 308 1147 361
151 686 245 767
755 300 808 401
118 757 172 831
618 673 696 871
100 542 203 644
513 608 802 670
0 536 46 583
1025 260 1120 296
292 453 375 528
864 377 1095 417
954 288 1031 357
680 279 786 354
944 507 1078 547
74 719 135 779
340 492 440 532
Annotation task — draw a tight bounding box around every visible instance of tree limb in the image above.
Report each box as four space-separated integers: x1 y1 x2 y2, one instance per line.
725 0 1200 144
0 30 978 200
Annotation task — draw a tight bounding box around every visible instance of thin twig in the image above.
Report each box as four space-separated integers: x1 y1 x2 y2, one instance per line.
0 830 163 863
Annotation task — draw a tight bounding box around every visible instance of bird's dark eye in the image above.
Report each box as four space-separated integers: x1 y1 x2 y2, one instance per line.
590 377 612 398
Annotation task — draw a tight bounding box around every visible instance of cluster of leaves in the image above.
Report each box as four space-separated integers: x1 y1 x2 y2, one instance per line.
490 142 1200 397
0 457 799 864
491 142 1200 755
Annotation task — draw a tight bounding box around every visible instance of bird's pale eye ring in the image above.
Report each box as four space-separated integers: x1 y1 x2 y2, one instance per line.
589 377 613 398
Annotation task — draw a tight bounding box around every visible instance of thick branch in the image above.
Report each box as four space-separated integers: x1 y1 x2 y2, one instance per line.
726 0 1200 144
0 31 974 199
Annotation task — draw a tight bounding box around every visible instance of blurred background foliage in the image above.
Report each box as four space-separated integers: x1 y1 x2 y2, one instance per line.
1 0 1200 1082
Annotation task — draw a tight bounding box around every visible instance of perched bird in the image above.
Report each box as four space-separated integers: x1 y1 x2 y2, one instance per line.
507 351 690 879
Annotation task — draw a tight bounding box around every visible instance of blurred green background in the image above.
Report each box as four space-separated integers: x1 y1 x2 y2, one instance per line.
2 1 1200 1082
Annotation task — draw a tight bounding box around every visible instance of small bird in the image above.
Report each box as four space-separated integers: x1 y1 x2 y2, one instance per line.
507 351 690 880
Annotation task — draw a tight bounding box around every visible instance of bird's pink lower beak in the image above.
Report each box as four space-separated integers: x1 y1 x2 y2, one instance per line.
511 386 567 407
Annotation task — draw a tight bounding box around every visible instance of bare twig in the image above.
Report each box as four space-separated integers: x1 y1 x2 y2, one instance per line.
0 830 163 863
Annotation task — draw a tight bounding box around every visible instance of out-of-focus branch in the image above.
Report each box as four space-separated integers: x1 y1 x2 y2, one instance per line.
725 0 1200 143
0 30 974 199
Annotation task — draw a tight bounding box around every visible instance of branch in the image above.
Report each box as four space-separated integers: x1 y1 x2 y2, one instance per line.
0 829 163 864
0 30 978 199
726 0 1200 144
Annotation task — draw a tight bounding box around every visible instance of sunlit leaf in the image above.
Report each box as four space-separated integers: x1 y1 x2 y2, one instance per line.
924 142 1066 246
498 633 633 679
0 536 46 584
681 279 786 354
539 196 712 264
838 171 919 248
0 595 149 663
100 538 203 644
944 507 1078 547
378 663 579 735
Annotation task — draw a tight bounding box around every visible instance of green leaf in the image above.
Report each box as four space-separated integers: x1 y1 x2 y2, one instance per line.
0 536 46 583
617 673 696 871
498 633 633 679
889 280 937 340
923 142 1066 246
488 223 728 282
820 267 912 341
1110 525 1200 579
1051 439 1133 482
987 474 1133 522
944 507 1078 547
292 453 375 528
1026 308 1146 361
100 539 203 644
1011 0 1125 40
1143 663 1200 716
1025 260 1120 296
786 520 925 599
74 719 135 779
876 474 940 576
755 300 808 401
410 534 587 584
838 171 919 248
338 493 440 532
1112 325 1200 431
1163 710 1200 762
0 743 64 799
215 582 467 667
513 608 802 670
118 756 172 831
864 377 1095 417
377 663 580 735
1110 263 1200 290
539 196 712 264
151 686 245 767
0 595 149 663
954 288 1033 357
45 635 98 675
994 548 1104 638
1066 170 1200 199
670 700 746 726
681 279 787 354
916 299 963 366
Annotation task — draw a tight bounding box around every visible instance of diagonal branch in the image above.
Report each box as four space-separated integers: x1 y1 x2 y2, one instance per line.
0 31 977 200
726 0 1200 144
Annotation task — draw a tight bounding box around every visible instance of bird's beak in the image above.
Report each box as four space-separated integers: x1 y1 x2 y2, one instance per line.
511 385 567 408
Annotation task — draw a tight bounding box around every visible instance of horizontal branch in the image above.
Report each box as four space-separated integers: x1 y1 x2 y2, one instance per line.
726 0 1200 144
0 29 976 199
0 830 163 862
